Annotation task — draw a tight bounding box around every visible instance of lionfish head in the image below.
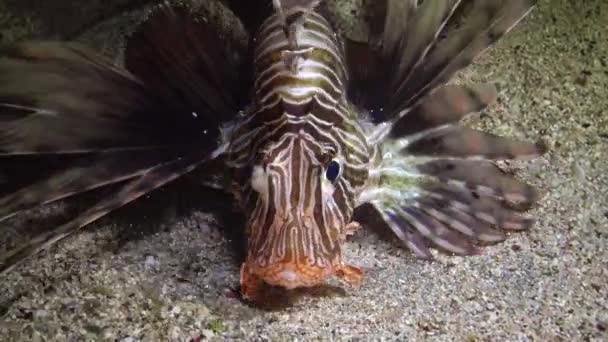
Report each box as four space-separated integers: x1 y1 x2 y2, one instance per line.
240 133 365 293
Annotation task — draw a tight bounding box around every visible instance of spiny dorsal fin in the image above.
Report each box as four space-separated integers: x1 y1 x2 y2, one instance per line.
273 0 321 18
272 0 322 48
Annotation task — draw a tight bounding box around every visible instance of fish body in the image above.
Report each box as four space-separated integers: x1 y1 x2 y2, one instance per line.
227 9 372 295
0 0 545 304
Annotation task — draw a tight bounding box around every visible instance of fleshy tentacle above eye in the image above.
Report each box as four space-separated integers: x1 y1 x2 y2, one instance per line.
0 2 250 274
351 0 545 257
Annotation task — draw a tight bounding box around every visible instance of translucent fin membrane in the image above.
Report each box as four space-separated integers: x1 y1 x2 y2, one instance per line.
353 0 543 258
0 3 248 274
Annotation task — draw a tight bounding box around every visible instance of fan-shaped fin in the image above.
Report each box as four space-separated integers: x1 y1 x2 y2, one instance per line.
0 149 216 275
360 171 537 257
346 1 542 258
346 0 536 121
0 2 246 274
415 159 540 205
0 41 220 155
392 0 536 113
390 83 498 137
125 2 249 120
360 129 544 258
382 209 433 259
0 149 180 222
403 127 547 160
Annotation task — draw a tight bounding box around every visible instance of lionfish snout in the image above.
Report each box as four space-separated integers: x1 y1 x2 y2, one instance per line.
240 216 364 299
244 239 338 292
243 212 340 287
239 142 364 300
240 210 364 300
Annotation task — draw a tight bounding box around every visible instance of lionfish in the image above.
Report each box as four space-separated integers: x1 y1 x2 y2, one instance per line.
0 0 545 303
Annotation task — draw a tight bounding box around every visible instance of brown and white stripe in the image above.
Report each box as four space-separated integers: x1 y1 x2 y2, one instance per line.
227 10 371 269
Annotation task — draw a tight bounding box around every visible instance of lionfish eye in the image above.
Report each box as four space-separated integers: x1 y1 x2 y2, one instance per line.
325 159 341 183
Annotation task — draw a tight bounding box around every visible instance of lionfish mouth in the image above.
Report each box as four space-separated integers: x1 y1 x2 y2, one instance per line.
240 255 364 301
243 259 337 289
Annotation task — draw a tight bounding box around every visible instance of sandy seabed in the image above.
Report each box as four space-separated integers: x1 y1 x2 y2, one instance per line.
1 0 607 340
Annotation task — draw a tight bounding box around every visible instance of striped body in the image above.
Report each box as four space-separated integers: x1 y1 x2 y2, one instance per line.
227 11 372 290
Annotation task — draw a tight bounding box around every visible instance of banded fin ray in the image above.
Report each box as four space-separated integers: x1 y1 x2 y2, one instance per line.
389 0 463 106
387 81 546 162
347 0 536 121
0 149 180 222
381 209 433 259
0 42 165 154
394 0 537 112
362 174 537 257
416 159 540 205
403 126 547 160
362 118 544 257
0 149 216 275
390 83 498 137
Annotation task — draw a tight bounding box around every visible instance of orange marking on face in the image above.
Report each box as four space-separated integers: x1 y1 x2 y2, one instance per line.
239 253 363 302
